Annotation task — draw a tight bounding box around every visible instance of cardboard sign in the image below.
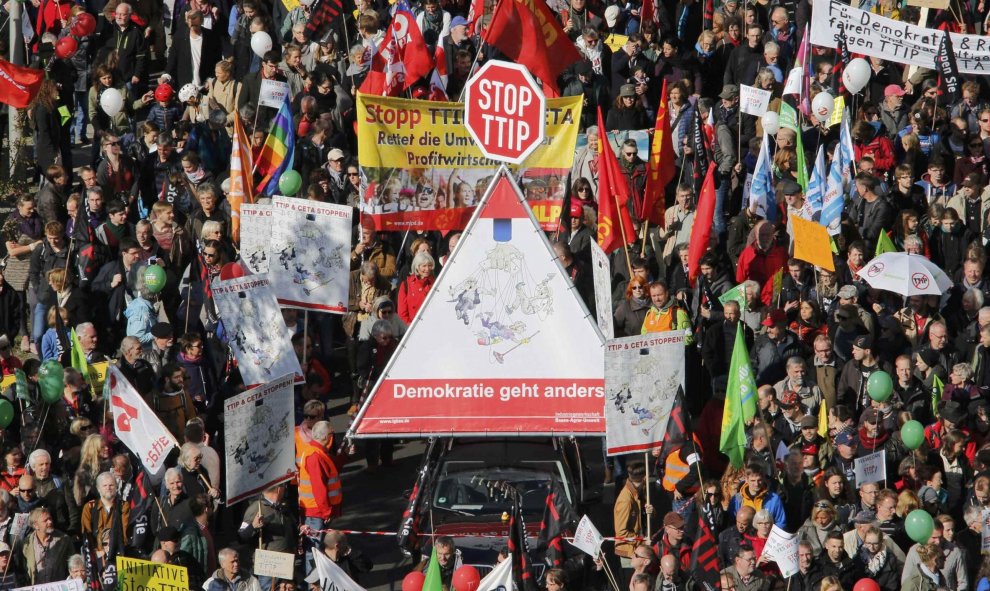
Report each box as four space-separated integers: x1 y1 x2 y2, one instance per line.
116 556 189 591
906 0 949 8
13 580 85 591
854 450 887 486
9 512 29 540
254 549 295 579
740 85 772 117
571 515 605 557
259 79 290 109
763 525 799 577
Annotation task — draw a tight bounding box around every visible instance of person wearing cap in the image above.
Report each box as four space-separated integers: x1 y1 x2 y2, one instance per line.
658 511 693 571
439 15 477 79
561 61 609 130
837 334 890 411
772 391 807 446
879 84 909 138
831 428 859 484
350 218 397 284
140 321 177 378
750 309 802 385
155 525 206 587
565 201 593 259
606 83 649 131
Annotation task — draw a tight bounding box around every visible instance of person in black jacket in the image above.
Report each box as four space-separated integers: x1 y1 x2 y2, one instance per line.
28 223 72 349
820 531 860 589
606 85 649 131
99 3 148 90
166 10 224 89
92 238 143 346
787 542 827 591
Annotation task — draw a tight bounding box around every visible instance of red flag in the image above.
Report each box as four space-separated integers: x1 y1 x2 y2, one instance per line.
0 60 44 109
360 1 434 95
641 80 676 225
537 483 578 568
687 162 716 286
690 512 721 591
641 0 656 27
657 386 687 460
483 0 581 93
595 108 635 255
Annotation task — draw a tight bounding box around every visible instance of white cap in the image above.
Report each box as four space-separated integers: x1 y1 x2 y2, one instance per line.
604 5 620 27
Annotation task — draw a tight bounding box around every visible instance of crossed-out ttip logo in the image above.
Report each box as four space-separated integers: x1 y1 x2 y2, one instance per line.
866 262 885 277
912 273 930 290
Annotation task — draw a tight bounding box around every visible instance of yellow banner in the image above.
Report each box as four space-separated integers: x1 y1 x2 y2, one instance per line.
357 94 583 169
605 34 629 52
88 361 109 393
117 556 189 591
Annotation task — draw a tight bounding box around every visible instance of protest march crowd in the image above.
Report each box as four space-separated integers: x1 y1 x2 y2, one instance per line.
8 0 990 585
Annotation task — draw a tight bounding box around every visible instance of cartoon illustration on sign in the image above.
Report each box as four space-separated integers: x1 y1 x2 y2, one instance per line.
606 348 681 436
276 224 345 296
228 294 285 375
231 406 292 477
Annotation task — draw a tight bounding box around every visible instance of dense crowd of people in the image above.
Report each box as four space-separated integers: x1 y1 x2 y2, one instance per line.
2 0 990 587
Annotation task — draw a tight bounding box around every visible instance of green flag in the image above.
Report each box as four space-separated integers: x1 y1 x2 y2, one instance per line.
932 374 944 419
875 230 898 256
718 283 747 308
422 545 443 591
70 329 89 378
722 323 758 468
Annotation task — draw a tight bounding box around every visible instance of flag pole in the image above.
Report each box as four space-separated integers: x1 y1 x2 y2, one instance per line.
644 451 652 539
457 0 493 102
597 550 623 591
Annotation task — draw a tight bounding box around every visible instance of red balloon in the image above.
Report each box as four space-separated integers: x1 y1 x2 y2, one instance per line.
402 572 425 591
71 12 96 37
54 37 78 60
853 579 880 591
452 566 481 591
219 262 247 280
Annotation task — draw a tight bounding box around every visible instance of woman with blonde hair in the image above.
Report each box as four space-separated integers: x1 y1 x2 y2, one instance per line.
205 59 240 129
73 433 111 507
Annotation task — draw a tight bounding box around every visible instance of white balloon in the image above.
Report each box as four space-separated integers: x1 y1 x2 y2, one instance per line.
842 58 871 94
762 111 780 135
251 31 273 58
812 92 835 123
100 88 124 117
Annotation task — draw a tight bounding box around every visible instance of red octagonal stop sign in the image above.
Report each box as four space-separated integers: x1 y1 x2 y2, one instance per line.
464 61 547 165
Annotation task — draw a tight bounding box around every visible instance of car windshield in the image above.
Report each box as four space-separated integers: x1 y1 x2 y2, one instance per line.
432 462 569 517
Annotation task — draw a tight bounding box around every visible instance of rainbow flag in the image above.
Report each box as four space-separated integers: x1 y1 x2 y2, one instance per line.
254 94 296 195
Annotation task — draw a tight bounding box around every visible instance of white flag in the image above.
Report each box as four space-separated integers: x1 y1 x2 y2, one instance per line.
571 515 605 557
763 525 799 578
307 549 368 591
107 365 178 481
477 556 513 591
739 85 772 117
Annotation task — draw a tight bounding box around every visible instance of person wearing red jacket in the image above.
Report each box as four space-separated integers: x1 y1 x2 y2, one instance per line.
397 251 436 324
736 220 788 306
852 121 896 175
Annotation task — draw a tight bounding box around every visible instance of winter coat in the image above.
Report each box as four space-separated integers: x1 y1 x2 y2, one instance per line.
397 274 435 324
853 124 896 172
124 297 157 346
750 331 803 386
614 297 651 337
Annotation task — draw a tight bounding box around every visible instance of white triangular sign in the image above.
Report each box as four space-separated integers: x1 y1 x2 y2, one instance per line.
349 167 605 437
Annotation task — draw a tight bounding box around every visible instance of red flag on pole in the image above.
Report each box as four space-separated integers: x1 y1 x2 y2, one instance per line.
641 80 676 225
482 0 581 94
0 59 44 109
687 162 717 286
690 511 722 591
595 107 635 255
360 1 434 96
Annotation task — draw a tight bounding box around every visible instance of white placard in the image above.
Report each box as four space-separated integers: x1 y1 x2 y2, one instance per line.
604 333 685 455
981 509 990 554
812 0 990 74
270 196 353 313
240 204 273 274
9 512 28 540
740 85 772 117
783 68 803 95
254 548 295 579
224 374 296 504
259 79 290 109
571 515 605 557
14 579 85 591
854 449 887 486
589 241 613 340
763 525 800 578
212 276 304 387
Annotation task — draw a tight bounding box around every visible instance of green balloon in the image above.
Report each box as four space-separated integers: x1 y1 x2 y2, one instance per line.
278 170 302 196
0 399 13 428
901 420 925 450
38 360 64 404
905 509 934 543
867 371 893 402
143 264 167 294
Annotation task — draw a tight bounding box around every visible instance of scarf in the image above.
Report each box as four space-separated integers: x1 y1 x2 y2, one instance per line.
422 10 443 34
859 425 890 449
694 42 713 58
106 221 128 241
185 167 206 184
863 548 888 576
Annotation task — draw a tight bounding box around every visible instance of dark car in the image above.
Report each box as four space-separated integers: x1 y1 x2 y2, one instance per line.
399 437 590 577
